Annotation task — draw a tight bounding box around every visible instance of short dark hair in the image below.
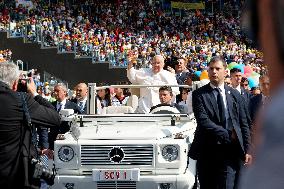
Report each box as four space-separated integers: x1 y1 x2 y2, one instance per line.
230 68 242 74
208 56 227 69
251 86 260 91
241 77 248 83
159 86 173 96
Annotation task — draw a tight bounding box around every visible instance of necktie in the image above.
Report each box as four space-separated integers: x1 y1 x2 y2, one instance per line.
78 101 84 111
214 88 226 126
57 103 62 112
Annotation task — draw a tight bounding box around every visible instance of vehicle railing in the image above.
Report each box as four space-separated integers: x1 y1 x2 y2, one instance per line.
87 83 197 115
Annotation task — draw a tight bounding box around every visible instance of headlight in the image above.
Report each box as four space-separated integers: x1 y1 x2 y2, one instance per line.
58 146 74 162
162 145 178 162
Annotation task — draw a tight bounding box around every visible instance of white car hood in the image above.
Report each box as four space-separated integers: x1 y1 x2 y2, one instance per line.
75 121 195 140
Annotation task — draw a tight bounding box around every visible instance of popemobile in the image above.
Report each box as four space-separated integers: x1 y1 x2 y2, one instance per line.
51 84 198 189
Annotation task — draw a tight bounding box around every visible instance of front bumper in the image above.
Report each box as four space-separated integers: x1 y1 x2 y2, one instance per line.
51 171 195 189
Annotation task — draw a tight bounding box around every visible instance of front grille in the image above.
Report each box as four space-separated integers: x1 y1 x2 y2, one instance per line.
97 181 136 189
81 145 153 166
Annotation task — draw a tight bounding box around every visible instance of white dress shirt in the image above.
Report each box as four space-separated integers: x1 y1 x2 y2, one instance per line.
57 98 67 111
235 84 241 94
77 97 87 110
127 67 179 113
210 83 229 120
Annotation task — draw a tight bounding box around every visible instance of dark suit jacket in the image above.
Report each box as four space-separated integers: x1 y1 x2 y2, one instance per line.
241 87 252 104
176 71 190 85
249 94 263 122
188 83 250 160
240 87 253 130
0 82 60 189
52 100 81 114
71 98 87 114
49 100 81 149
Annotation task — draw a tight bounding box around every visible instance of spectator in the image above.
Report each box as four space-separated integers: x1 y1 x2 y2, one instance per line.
111 81 131 106
96 83 112 108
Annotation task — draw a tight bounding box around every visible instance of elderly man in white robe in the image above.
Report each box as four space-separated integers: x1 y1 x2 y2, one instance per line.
127 55 179 113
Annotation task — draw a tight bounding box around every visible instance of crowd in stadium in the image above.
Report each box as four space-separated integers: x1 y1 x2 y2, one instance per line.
1 0 263 71
0 48 12 62
0 0 266 104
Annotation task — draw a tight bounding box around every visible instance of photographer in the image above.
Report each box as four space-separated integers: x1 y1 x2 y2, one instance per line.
0 62 60 189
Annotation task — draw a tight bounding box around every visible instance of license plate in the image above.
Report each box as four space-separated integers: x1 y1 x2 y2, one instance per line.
92 169 140 181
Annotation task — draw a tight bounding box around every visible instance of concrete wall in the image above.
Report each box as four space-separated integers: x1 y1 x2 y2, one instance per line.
0 32 127 88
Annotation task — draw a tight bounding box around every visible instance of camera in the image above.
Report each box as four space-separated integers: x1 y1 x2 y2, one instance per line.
30 158 55 186
17 79 28 92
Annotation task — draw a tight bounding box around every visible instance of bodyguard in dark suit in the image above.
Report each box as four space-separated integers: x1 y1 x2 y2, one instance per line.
71 82 88 114
240 87 252 103
230 68 252 131
248 75 270 123
189 57 251 189
51 100 81 114
51 83 81 113
249 94 262 122
230 68 252 103
0 62 60 189
48 83 81 149
240 76 252 105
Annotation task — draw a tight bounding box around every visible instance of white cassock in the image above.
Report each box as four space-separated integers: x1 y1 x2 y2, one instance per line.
127 67 179 113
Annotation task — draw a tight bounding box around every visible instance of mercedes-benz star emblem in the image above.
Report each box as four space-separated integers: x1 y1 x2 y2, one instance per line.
108 147 125 163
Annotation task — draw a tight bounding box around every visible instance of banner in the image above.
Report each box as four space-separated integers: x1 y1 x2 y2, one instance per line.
171 1 205 10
